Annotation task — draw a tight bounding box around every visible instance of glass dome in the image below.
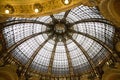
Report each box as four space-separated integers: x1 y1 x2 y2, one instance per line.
2 5 115 76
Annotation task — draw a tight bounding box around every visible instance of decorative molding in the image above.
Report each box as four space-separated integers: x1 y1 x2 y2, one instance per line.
0 0 83 17
99 0 120 28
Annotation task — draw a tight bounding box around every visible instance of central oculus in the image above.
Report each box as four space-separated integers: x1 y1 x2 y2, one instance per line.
54 23 66 34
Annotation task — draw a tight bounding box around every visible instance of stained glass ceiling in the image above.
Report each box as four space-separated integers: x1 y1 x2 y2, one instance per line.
2 5 115 76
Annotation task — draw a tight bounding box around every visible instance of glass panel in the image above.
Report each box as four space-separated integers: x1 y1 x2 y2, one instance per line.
36 16 52 23
66 40 89 72
52 42 69 75
68 5 102 21
54 12 65 19
12 48 28 64
30 40 54 72
3 22 46 48
73 22 114 49
2 5 115 75
3 26 15 48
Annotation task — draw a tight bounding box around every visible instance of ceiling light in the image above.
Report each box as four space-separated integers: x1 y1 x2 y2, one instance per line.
62 0 71 5
4 5 14 14
65 0 69 4
33 3 42 13
5 9 10 14
34 8 39 13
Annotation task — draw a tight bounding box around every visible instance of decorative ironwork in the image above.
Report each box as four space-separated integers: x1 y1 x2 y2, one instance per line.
1 5 115 78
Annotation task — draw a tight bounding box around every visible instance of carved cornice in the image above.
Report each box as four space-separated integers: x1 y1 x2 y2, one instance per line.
0 0 84 17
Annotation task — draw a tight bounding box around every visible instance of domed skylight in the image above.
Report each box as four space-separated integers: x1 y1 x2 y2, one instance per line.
2 5 115 77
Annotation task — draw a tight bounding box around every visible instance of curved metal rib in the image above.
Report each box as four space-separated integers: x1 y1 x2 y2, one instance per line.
63 39 74 75
69 18 113 27
61 10 71 21
4 31 49 60
50 15 58 23
69 30 115 59
0 20 51 29
21 35 51 77
48 37 58 74
67 34 96 74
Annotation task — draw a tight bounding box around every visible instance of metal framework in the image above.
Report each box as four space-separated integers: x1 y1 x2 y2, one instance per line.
50 15 58 23
63 39 74 75
67 34 97 75
62 10 71 21
69 29 115 59
0 19 51 29
3 30 49 62
48 37 58 74
69 18 113 27
1 5 115 79
21 35 51 77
